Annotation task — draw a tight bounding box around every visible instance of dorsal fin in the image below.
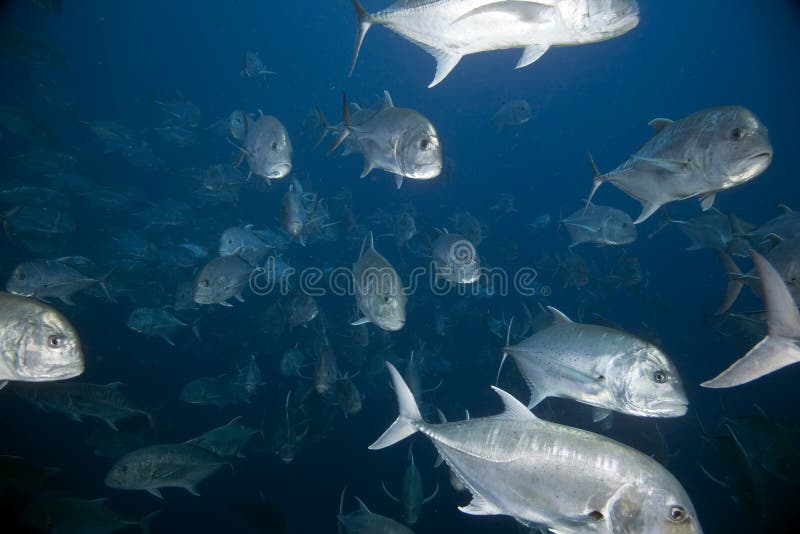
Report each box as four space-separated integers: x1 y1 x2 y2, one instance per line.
359 232 374 257
353 496 371 513
382 90 394 109
547 306 573 324
777 204 793 214
490 386 536 420
648 118 673 134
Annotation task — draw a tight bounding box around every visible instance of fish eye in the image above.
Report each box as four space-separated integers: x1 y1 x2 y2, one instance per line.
48 335 61 348
731 128 744 141
653 370 667 383
668 506 686 522
201 279 210 287
15 271 25 280
271 141 278 150
420 139 430 150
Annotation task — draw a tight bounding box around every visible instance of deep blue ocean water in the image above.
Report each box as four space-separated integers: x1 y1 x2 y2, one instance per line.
1 1 800 532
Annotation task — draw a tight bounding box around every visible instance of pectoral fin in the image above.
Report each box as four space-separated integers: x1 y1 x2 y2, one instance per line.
633 156 690 173
699 192 716 211
351 317 370 326
423 47 462 88
634 200 661 224
516 43 549 68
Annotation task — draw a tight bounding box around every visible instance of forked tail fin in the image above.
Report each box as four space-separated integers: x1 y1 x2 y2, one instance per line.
368 362 422 450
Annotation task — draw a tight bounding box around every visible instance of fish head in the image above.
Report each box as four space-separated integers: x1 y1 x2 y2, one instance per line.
104 454 151 490
6 262 42 297
580 0 640 39
397 125 442 180
16 308 84 381
603 215 638 244
613 344 688 417
192 265 230 305
708 107 772 187
228 110 248 141
250 117 292 180
609 482 702 533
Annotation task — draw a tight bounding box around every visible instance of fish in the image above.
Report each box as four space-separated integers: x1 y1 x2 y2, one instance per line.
280 346 306 377
703 250 800 388
327 91 442 189
586 106 773 223
285 292 319 328
281 179 309 245
338 487 413 534
5 257 109 305
218 225 272 266
16 381 150 430
349 0 640 87
735 204 800 250
0 292 84 389
193 255 256 306
370 362 702 532
337 377 363 417
125 307 192 346
188 416 260 458
650 208 750 256
352 232 407 331
492 99 532 129
179 374 251 407
241 50 276 84
431 230 481 284
561 202 637 247
276 390 309 464
105 443 227 498
233 111 292 180
500 306 688 418
381 445 439 525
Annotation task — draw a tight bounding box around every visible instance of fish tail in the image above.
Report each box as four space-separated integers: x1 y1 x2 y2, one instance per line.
714 249 743 315
584 152 604 215
349 0 372 77
369 362 422 450
496 317 514 386
327 92 351 155
139 510 161 534
313 106 330 148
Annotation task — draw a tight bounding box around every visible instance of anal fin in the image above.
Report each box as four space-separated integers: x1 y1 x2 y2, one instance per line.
459 492 501 516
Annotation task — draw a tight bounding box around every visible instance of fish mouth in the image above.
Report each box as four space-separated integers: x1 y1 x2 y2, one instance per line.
267 164 292 179
650 400 688 416
748 151 772 162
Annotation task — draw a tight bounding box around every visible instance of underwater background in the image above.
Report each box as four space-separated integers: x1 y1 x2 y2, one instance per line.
1 0 800 532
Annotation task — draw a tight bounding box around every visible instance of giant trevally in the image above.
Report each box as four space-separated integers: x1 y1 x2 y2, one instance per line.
327 91 442 189
338 487 414 534
370 362 702 533
703 250 800 388
231 111 292 180
586 106 773 223
349 0 640 87
352 232 406 331
500 307 688 420
382 445 439 525
105 443 227 498
561 202 637 247
0 292 84 390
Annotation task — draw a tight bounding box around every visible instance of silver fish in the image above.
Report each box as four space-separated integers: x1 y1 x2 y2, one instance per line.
349 0 640 87
338 487 414 534
587 106 773 223
370 362 702 533
491 99 532 129
6 257 107 305
561 202 637 247
352 232 406 331
234 111 292 180
500 307 688 418
382 445 438 525
105 443 227 498
193 255 255 306
328 91 441 189
0 292 84 389
431 230 481 284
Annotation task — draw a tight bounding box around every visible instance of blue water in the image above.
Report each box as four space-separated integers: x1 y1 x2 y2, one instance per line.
1 1 800 532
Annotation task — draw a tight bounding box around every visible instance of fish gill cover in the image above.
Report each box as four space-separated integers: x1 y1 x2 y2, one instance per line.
0 0 799 533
